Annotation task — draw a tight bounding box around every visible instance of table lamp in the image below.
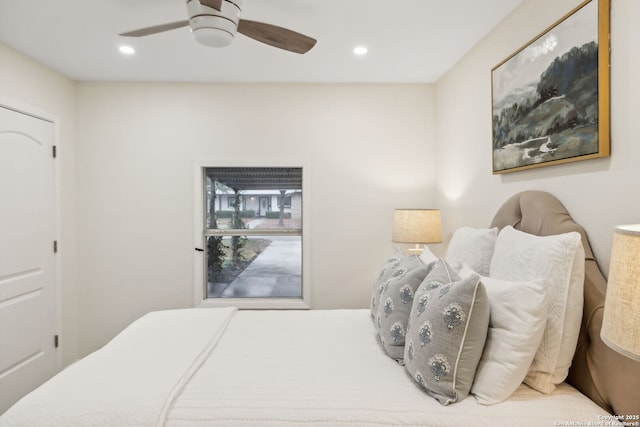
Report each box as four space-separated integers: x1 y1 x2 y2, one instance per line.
391 209 442 255
601 224 640 362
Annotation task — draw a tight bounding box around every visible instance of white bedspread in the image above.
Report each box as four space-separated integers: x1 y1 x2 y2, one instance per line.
1 308 610 427
0 307 236 427
165 310 609 427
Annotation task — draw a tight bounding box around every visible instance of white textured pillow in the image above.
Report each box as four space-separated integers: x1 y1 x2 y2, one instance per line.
489 226 585 394
470 276 548 404
446 227 498 276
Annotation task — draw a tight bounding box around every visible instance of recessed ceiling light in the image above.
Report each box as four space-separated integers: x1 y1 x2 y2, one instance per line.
353 46 368 56
118 45 136 55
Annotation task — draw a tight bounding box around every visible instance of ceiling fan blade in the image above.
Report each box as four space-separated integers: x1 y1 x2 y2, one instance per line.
237 20 316 54
199 0 222 11
119 20 190 37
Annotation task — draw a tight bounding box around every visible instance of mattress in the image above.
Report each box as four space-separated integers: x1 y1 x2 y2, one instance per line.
0 308 610 427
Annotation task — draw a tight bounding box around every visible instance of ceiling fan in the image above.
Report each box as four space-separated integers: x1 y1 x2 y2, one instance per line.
119 0 316 54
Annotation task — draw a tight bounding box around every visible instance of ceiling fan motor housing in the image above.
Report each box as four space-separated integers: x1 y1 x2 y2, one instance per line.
187 0 242 47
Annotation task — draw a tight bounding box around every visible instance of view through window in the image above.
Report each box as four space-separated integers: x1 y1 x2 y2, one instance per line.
203 167 303 299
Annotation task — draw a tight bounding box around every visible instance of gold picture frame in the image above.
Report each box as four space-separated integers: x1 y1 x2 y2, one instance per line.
491 0 610 174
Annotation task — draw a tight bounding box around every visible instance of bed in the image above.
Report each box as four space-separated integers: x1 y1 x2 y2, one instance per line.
1 190 639 426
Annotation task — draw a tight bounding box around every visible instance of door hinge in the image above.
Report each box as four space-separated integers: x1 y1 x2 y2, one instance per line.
54 335 59 348
54 240 58 253
52 145 57 158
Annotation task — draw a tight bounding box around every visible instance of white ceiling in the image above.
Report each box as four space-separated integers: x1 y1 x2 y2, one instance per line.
0 0 523 83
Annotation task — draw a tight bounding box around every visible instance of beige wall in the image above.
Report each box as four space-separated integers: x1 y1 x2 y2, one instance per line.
0 44 78 365
74 83 437 355
435 0 639 275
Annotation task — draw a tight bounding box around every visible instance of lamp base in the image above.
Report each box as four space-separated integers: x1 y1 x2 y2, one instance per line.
407 244 424 255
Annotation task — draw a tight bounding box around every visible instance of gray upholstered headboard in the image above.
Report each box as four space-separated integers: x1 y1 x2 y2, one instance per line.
490 191 640 416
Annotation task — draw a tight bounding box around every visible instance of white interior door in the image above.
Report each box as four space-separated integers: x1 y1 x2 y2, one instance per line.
0 105 58 414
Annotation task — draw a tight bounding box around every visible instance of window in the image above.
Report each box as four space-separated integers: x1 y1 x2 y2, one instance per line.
195 165 309 309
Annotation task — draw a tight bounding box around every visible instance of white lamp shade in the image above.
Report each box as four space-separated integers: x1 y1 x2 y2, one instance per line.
392 209 442 244
601 224 640 361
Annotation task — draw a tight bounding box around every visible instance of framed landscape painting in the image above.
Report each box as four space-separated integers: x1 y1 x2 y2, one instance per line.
491 0 610 174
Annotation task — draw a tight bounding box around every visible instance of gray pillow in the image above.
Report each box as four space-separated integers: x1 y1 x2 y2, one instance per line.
370 247 406 320
375 256 434 360
404 264 490 405
418 258 460 293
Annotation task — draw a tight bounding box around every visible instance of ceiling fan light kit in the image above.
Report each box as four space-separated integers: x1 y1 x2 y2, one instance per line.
119 0 316 54
187 0 241 48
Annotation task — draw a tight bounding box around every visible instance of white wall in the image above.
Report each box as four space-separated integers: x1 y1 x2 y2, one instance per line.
75 83 437 356
435 0 639 275
0 43 78 365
